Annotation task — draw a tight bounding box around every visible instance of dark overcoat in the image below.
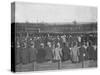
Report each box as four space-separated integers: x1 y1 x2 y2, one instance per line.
28 47 37 62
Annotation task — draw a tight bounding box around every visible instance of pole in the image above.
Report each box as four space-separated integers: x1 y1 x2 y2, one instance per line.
32 61 36 71
58 60 61 69
82 54 84 68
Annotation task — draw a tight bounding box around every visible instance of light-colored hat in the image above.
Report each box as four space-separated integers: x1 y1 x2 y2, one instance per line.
57 42 60 47
40 43 44 46
47 42 51 45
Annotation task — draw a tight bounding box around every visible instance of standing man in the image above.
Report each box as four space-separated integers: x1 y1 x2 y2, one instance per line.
21 41 29 64
54 42 62 69
37 43 46 63
45 42 53 63
79 43 86 63
87 42 94 61
28 42 37 71
54 43 62 61
16 41 21 65
70 42 79 63
62 43 70 62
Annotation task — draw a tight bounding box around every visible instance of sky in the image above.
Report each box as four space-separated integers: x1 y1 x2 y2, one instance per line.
12 2 97 23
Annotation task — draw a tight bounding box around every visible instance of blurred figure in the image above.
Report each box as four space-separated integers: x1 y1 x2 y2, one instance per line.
36 43 46 63
28 42 37 71
28 42 37 63
16 41 21 65
70 42 79 63
21 41 29 64
54 42 62 62
79 43 87 63
92 43 97 61
45 42 53 63
61 35 66 43
62 43 70 61
52 42 56 61
87 42 95 60
84 42 88 60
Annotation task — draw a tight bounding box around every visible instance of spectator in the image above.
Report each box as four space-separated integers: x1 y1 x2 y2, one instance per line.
70 42 79 63
62 43 70 61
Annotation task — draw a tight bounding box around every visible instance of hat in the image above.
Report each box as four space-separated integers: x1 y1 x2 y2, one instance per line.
40 43 44 46
47 42 51 45
57 42 60 47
